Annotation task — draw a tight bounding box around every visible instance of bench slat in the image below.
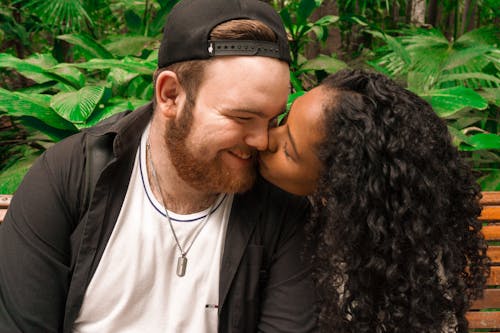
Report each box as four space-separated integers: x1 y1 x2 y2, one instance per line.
481 192 500 205
482 225 500 240
480 206 500 221
487 266 500 285
470 289 500 309
488 246 500 262
0 195 11 208
0 195 10 224
466 311 500 329
0 209 6 224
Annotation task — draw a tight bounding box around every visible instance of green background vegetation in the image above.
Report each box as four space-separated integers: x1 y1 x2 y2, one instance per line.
0 0 498 193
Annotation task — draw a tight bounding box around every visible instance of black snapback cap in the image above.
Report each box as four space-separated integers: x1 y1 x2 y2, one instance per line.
158 0 291 68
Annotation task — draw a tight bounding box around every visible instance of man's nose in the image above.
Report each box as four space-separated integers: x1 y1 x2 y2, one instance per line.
244 126 269 151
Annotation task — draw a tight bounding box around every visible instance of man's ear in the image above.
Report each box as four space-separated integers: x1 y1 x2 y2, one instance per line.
155 70 185 119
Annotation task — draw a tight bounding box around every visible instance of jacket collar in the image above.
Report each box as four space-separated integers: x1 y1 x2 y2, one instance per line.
86 102 154 158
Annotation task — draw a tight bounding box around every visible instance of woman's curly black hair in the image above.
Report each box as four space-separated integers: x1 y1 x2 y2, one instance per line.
307 69 490 333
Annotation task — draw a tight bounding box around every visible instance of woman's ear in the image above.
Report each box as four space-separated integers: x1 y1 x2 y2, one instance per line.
154 70 185 119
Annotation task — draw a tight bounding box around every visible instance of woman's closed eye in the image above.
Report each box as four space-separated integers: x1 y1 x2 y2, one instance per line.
283 142 293 160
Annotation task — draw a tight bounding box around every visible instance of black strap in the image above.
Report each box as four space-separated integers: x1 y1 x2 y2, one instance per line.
207 40 281 58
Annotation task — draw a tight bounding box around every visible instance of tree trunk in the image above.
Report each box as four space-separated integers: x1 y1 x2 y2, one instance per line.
460 0 471 35
427 0 438 27
466 0 478 33
444 8 455 41
410 0 426 26
392 0 400 26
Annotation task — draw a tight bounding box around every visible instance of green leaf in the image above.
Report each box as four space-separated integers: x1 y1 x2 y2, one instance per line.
420 86 488 117
57 34 114 59
443 45 496 70
297 0 318 25
460 133 500 151
0 152 40 194
368 30 412 66
67 57 155 75
448 126 471 146
313 15 339 26
0 88 75 131
477 170 500 191
456 26 500 48
126 76 153 100
85 98 148 127
18 117 77 142
149 0 179 35
124 9 142 34
51 86 105 124
438 72 500 86
18 81 58 94
279 8 293 32
46 66 85 90
0 53 84 89
0 53 54 84
23 0 92 33
301 54 348 73
25 53 59 68
310 25 325 41
107 67 140 94
479 88 500 106
105 36 157 57
448 109 485 128
290 71 304 92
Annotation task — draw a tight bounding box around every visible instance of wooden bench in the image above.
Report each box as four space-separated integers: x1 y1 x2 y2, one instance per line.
0 194 10 224
468 191 500 332
0 192 499 330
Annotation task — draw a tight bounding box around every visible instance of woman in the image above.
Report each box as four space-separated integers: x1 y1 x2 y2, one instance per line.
259 69 490 333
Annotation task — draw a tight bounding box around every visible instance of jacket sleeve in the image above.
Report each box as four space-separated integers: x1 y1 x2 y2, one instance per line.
258 193 318 333
0 134 86 333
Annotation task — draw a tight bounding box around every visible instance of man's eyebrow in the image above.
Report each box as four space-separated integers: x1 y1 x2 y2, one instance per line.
286 125 300 159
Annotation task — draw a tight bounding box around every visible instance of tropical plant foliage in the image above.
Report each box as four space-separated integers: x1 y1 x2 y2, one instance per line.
0 0 499 192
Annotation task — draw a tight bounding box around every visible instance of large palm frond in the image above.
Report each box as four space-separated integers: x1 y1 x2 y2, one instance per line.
22 0 93 33
370 27 499 92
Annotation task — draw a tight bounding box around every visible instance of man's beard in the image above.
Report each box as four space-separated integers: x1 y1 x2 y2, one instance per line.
164 101 257 194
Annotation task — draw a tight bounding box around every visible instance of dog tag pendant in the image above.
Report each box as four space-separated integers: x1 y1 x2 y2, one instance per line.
177 256 187 277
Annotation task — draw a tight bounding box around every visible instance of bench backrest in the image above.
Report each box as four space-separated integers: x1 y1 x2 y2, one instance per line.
0 195 10 224
467 191 500 331
0 192 499 330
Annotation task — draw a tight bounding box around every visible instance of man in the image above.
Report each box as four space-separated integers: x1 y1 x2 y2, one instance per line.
0 0 317 332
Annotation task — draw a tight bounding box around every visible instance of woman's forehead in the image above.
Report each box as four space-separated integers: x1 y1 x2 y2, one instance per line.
291 86 327 129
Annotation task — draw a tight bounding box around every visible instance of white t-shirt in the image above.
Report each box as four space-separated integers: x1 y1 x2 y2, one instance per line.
73 125 233 333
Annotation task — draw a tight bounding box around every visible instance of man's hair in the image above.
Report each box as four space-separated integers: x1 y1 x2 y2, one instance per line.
154 19 277 108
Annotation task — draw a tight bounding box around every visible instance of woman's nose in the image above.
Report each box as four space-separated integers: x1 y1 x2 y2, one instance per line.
266 127 279 153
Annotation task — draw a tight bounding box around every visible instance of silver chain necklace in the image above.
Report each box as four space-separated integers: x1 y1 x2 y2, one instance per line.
146 140 218 277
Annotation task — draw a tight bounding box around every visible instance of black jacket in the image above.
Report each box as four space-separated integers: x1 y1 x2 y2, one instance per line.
0 103 317 333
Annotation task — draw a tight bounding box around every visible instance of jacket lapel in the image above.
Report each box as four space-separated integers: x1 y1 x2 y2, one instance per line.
218 180 263 308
